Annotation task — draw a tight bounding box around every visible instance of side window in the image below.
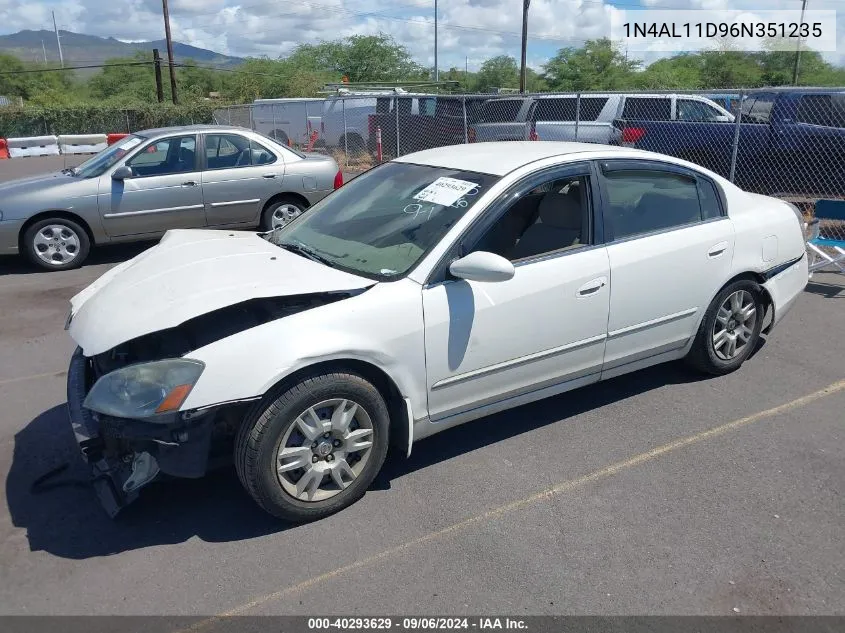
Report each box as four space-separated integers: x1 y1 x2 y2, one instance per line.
698 178 723 220
601 167 703 240
249 139 277 165
205 134 254 169
622 97 671 120
419 98 436 116
678 99 723 122
127 135 196 176
740 96 757 118
534 98 576 122
472 174 590 262
797 95 834 127
746 95 774 124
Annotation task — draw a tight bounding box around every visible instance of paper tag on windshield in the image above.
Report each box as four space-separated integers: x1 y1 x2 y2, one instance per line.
119 137 141 150
413 177 477 207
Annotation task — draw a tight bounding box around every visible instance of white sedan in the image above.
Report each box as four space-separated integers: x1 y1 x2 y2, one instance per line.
66 142 809 521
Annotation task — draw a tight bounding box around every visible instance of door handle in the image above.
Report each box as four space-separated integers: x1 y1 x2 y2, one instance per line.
577 277 607 297
181 180 198 187
708 241 728 258
262 173 277 179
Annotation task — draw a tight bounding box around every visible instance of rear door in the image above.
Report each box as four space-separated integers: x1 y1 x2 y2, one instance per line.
200 132 285 227
596 159 735 376
98 134 205 237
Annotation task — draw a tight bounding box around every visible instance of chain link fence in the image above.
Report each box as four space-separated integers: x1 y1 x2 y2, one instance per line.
221 88 845 213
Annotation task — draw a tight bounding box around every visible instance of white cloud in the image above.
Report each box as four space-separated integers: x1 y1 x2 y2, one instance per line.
1 0 842 69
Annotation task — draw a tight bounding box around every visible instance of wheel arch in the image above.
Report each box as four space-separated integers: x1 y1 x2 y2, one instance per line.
263 192 311 213
711 271 775 334
253 358 412 459
19 210 97 249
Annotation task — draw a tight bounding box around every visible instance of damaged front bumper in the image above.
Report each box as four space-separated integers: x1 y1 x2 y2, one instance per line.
67 347 241 517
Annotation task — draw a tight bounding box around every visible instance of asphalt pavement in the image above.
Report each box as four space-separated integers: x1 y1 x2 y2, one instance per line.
0 155 843 618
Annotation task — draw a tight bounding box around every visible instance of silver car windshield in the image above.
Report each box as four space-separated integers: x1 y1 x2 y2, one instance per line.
73 135 146 178
273 162 499 280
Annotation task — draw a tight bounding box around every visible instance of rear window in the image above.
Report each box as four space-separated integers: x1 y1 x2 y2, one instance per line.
534 97 609 122
479 100 525 123
796 94 845 128
622 97 671 121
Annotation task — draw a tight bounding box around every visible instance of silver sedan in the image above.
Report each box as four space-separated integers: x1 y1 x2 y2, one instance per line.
0 124 343 270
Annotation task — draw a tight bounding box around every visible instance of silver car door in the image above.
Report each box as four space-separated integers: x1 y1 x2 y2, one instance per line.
98 135 205 238
201 133 285 227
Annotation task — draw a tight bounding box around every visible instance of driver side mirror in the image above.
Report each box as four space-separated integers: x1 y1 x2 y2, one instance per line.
449 251 515 283
112 165 133 180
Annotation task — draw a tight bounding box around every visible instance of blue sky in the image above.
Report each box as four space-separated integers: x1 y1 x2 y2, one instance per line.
1 0 842 71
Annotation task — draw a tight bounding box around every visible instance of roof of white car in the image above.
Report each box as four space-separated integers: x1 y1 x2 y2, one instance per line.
394 142 632 176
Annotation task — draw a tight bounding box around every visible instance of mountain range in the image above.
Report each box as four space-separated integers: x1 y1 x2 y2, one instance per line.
0 29 243 67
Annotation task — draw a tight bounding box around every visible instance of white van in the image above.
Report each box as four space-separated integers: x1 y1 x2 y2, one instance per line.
321 88 438 152
251 98 324 147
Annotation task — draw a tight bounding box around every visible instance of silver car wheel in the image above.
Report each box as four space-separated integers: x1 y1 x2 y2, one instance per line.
32 224 81 266
712 290 757 360
271 204 304 229
276 398 374 502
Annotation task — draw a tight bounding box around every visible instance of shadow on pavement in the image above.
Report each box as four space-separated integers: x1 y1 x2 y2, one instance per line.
0 242 156 277
7 362 703 559
804 279 844 298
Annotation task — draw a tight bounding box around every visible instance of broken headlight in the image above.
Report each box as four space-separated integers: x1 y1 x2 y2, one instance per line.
83 358 205 420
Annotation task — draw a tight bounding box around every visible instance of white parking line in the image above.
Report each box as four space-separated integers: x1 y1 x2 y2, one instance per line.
179 378 845 629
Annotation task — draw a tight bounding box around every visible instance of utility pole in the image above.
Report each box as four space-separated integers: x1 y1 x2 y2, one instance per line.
153 48 165 103
434 0 438 83
519 0 530 93
41 40 47 63
161 0 179 104
792 0 808 85
52 11 64 68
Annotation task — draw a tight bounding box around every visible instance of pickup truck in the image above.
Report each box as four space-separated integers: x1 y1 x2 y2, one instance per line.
613 89 845 199
468 93 733 145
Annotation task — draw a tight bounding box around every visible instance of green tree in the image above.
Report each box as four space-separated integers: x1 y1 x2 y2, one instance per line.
0 53 77 103
543 38 639 91
473 55 519 92
634 54 704 89
288 34 425 83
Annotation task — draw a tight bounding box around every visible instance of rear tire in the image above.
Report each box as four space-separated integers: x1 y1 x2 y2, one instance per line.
341 133 365 153
235 372 390 522
23 217 91 271
685 279 763 376
261 197 308 231
271 129 289 145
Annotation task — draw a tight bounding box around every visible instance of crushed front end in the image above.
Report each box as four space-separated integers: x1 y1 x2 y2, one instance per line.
67 347 249 517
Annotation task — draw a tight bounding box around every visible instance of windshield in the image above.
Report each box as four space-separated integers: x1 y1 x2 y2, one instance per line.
73 135 145 178
271 162 499 280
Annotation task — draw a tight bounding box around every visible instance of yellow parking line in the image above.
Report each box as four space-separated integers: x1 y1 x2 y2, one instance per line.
0 370 67 387
179 377 845 630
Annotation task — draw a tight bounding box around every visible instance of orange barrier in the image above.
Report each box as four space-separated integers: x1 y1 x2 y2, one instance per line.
0 138 8 159
107 133 128 145
305 131 319 152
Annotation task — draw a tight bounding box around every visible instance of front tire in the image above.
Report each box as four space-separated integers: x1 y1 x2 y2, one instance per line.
235 372 390 522
685 279 763 375
23 217 90 271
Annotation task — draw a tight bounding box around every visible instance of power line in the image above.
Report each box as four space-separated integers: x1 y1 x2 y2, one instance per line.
0 62 155 75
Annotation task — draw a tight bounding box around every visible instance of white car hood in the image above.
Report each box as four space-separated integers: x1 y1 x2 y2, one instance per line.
68 229 374 356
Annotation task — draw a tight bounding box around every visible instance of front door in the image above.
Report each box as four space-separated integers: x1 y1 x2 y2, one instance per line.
596 159 735 375
201 133 286 226
99 135 205 237
422 165 610 423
